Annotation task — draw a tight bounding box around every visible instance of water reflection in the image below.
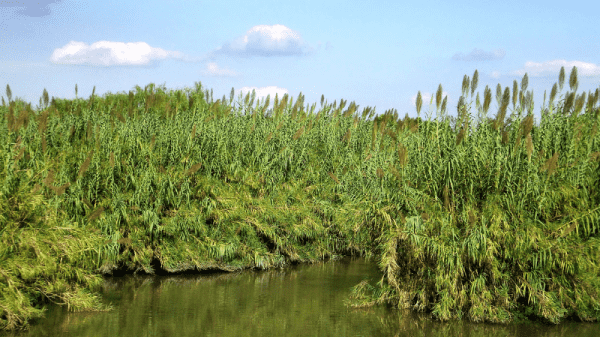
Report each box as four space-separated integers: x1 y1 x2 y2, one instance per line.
2 257 598 336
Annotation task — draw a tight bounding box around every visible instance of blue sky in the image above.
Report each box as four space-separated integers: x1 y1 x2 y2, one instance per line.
1 0 599 122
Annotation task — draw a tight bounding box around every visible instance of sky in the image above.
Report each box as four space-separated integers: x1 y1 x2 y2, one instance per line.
1 0 599 123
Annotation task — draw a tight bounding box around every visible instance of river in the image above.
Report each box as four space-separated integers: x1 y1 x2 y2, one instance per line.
2 257 598 336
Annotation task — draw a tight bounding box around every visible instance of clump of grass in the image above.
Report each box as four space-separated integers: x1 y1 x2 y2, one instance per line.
348 67 600 324
0 162 110 330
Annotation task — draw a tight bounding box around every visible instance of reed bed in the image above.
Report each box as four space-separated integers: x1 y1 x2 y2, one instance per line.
1 67 599 330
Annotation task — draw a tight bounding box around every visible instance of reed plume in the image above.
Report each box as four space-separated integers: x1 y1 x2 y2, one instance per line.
559 66 566 91
436 84 443 111
470 70 479 97
416 91 423 116
569 66 579 92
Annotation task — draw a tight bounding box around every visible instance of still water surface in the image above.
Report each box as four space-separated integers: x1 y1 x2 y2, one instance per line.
3 257 599 336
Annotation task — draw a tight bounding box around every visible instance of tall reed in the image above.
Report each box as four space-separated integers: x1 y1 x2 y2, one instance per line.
1 67 599 330
348 67 600 324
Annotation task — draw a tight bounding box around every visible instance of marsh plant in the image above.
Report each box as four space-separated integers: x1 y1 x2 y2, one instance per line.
1 67 599 330
349 67 600 324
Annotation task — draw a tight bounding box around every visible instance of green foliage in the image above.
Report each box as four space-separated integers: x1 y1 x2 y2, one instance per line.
348 70 600 324
0 162 110 330
1 71 600 330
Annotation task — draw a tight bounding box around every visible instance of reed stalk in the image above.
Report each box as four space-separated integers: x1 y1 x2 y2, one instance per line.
1 71 599 330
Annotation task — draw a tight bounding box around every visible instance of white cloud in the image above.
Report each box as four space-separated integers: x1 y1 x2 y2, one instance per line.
512 60 600 77
201 62 238 77
452 48 505 61
50 40 184 66
239 86 289 104
212 24 309 57
410 91 450 107
490 71 501 79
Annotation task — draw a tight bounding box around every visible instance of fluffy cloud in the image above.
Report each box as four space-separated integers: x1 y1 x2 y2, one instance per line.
239 86 289 105
512 60 600 77
452 48 505 61
201 62 238 77
50 41 184 66
212 24 309 57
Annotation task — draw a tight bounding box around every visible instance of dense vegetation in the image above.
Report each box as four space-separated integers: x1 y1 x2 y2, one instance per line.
1 67 599 330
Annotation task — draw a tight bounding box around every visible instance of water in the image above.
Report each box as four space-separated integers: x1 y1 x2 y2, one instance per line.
2 257 598 336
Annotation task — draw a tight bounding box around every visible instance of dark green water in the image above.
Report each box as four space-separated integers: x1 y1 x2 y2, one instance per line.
2 257 599 336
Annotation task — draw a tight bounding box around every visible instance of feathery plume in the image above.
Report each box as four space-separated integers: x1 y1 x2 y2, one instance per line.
436 84 443 111
549 83 558 107
441 96 448 114
558 66 565 91
416 91 423 116
483 86 492 114
462 75 470 97
6 84 12 102
471 70 479 97
569 66 579 92
495 83 502 107
521 73 529 92
43 88 49 108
